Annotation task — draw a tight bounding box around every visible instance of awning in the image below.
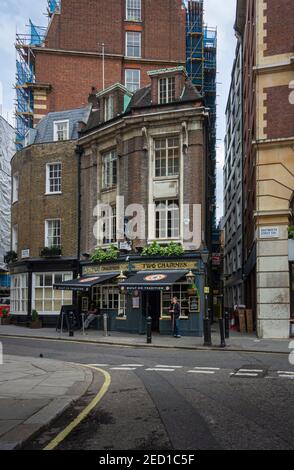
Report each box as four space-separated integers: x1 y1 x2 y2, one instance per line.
54 272 120 292
119 270 189 291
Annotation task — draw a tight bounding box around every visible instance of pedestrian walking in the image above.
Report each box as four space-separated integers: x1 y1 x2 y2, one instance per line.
169 296 181 338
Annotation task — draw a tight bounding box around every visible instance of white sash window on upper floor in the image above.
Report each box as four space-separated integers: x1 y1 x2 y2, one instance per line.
126 0 141 22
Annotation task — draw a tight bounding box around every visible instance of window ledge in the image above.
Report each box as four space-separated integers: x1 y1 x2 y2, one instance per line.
116 316 127 321
45 192 62 196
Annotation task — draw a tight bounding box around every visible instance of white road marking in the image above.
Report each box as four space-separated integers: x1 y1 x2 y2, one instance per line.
193 367 220 370
188 370 216 375
110 367 137 371
235 372 259 377
146 368 175 372
238 369 263 373
277 371 294 375
278 375 294 379
120 364 144 367
155 365 183 369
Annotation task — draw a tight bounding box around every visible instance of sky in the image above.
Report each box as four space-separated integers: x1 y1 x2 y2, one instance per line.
0 0 237 220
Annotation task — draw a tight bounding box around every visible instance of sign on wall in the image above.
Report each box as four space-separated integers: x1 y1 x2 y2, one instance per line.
259 227 280 239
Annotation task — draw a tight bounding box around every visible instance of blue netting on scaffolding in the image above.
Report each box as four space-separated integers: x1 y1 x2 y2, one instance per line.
48 0 60 15
29 20 45 46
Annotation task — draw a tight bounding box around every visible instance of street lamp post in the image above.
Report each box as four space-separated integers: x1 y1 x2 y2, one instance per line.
201 250 212 347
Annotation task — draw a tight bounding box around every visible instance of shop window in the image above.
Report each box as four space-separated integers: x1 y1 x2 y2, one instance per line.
92 285 121 310
155 200 180 239
33 272 72 314
155 137 180 177
161 283 198 318
10 274 28 314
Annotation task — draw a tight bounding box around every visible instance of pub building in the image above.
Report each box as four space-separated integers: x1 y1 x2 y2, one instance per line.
9 67 215 334
54 67 214 336
54 255 204 336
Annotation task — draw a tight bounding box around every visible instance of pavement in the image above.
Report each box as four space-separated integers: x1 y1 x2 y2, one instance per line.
0 354 93 450
0 324 291 354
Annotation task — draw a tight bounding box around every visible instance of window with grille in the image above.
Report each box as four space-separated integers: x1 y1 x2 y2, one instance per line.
125 69 140 92
155 200 180 239
155 137 180 177
45 219 61 248
102 150 117 189
126 0 141 21
159 77 176 104
46 163 62 194
53 120 69 141
126 32 141 58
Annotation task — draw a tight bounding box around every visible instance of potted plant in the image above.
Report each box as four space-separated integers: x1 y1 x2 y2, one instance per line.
187 283 197 296
40 246 62 258
0 309 10 325
30 310 42 329
91 244 120 263
4 251 17 264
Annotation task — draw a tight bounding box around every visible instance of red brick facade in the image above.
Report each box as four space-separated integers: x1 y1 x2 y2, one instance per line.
34 0 186 119
264 0 294 56
264 85 294 139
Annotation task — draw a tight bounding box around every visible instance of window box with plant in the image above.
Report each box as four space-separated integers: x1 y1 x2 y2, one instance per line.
30 310 42 329
40 246 62 258
142 241 184 258
91 244 120 263
0 309 10 325
289 227 294 239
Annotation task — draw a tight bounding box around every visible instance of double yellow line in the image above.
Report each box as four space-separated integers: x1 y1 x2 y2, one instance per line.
44 365 111 451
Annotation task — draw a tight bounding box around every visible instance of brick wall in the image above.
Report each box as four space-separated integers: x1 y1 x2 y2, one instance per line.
264 0 294 56
35 0 186 114
11 142 78 258
265 85 294 139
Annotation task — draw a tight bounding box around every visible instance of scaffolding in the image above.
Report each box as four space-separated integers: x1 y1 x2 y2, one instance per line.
186 0 217 228
15 1 60 149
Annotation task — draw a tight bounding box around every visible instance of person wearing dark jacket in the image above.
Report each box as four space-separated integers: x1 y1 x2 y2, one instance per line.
169 297 181 338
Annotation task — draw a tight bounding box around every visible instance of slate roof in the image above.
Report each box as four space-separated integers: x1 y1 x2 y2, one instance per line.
81 79 203 136
30 106 91 144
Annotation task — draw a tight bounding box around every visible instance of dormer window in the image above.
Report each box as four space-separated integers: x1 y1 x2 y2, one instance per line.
105 95 114 121
159 77 176 104
53 120 69 141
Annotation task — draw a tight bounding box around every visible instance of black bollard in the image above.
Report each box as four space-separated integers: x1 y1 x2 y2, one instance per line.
68 311 74 337
203 297 212 347
146 316 152 344
224 311 230 339
219 317 226 348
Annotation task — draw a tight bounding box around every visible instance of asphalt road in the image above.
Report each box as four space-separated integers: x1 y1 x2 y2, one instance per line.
1 336 294 450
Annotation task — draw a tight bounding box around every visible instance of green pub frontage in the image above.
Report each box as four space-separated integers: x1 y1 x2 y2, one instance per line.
54 254 205 337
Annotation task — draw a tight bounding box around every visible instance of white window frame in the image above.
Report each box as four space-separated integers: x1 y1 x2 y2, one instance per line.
126 0 141 22
32 272 73 315
101 205 117 245
12 225 18 253
155 199 180 240
10 274 28 315
45 219 61 248
104 95 114 121
102 150 117 189
125 69 141 92
53 120 69 142
12 173 19 203
125 31 141 58
46 162 62 194
158 76 176 104
154 137 180 178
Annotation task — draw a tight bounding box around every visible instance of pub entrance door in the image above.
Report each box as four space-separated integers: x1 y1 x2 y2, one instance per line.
143 291 161 332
